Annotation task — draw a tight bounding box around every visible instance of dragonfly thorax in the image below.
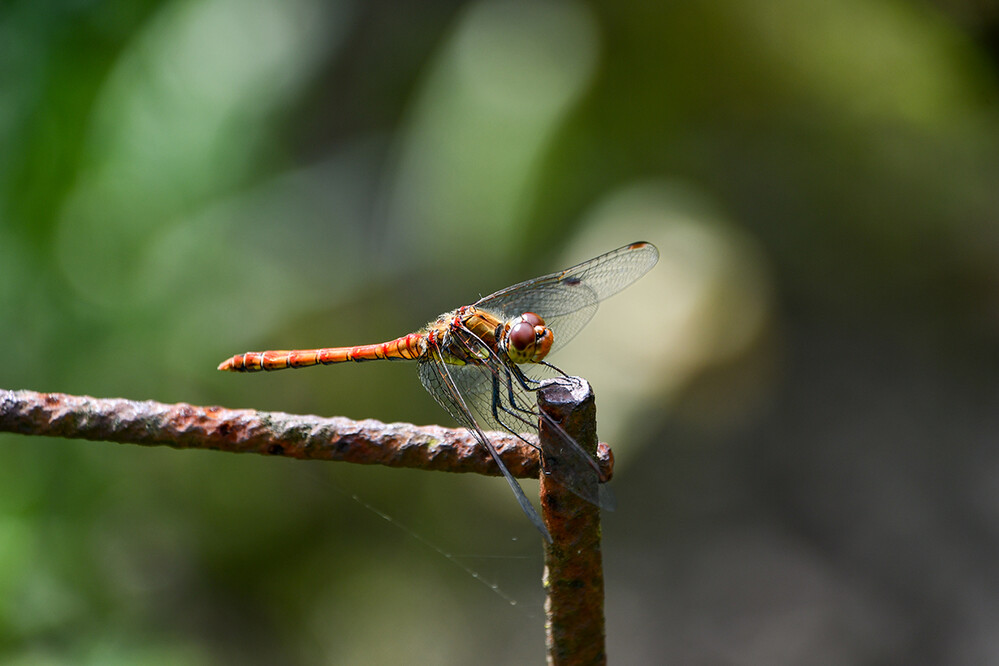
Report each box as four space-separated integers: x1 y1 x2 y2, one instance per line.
500 312 554 364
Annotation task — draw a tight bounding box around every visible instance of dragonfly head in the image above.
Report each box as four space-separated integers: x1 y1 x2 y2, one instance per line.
503 312 554 364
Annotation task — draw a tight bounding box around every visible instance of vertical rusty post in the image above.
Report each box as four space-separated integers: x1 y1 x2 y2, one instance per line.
538 377 606 666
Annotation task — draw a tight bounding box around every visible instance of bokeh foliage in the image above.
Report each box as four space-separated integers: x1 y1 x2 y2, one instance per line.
2 1 999 663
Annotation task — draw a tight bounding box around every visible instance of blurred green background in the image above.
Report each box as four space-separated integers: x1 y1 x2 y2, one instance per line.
3 0 999 663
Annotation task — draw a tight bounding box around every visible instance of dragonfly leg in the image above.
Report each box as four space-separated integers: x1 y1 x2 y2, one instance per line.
488 372 539 449
492 367 584 484
507 361 569 392
505 365 598 481
539 360 569 378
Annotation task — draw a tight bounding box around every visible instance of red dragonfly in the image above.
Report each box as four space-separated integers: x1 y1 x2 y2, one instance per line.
218 241 659 541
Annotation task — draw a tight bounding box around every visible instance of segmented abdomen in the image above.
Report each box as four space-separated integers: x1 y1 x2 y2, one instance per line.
217 333 426 372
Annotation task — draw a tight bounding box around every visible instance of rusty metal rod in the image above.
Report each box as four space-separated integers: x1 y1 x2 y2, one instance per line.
538 378 606 666
0 388 613 480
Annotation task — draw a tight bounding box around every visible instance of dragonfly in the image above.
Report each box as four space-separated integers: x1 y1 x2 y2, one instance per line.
218 241 659 542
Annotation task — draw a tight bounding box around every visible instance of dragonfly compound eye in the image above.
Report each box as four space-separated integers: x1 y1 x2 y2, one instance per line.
505 314 554 363
521 311 545 328
509 321 536 354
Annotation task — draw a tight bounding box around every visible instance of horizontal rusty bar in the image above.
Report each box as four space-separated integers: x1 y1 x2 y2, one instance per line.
0 389 613 480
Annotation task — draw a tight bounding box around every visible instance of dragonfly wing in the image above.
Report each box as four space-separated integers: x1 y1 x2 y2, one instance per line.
417 351 553 543
439 337 607 509
474 242 659 353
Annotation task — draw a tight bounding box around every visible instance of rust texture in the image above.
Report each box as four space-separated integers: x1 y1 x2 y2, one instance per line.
0 388 613 480
539 378 606 666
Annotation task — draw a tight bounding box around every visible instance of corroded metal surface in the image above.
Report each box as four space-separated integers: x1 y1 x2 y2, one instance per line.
539 378 606 666
0 388 613 480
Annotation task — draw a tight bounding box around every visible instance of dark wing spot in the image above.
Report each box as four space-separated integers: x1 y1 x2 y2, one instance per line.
565 276 582 286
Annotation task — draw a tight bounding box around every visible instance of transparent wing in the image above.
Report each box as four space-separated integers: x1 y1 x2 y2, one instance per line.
417 349 552 542
425 333 606 509
474 242 658 354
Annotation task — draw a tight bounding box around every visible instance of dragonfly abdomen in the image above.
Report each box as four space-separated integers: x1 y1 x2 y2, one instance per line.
217 334 426 372
324 333 426 363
